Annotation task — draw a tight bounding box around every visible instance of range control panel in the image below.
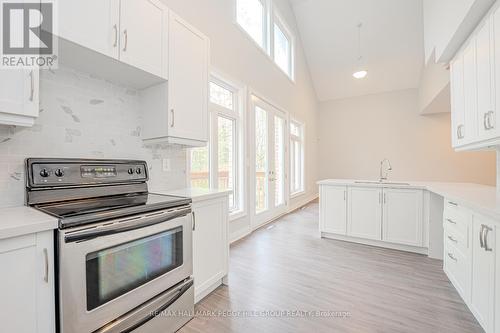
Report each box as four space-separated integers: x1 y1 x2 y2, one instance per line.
28 159 148 187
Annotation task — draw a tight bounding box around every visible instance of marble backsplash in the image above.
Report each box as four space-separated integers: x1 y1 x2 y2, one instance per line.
0 66 188 208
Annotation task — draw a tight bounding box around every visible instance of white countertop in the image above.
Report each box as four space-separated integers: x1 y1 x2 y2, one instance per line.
318 179 500 221
151 187 231 203
0 206 58 240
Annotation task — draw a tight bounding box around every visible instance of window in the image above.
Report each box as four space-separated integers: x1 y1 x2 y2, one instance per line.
290 120 304 195
273 20 292 77
189 75 243 214
235 0 294 79
236 0 266 48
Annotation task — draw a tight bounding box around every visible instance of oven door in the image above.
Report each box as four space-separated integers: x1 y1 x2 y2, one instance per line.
58 205 193 333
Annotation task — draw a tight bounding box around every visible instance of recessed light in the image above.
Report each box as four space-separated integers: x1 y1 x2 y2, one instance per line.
353 70 368 79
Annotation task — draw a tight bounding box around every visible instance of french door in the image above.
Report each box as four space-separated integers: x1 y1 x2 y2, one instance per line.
251 95 288 227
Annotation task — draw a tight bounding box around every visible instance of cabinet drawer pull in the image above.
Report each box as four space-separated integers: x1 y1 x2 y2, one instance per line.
446 218 457 225
483 224 493 252
447 252 457 261
170 109 175 127
192 211 196 231
484 112 489 130
448 201 458 206
480 225 485 249
487 111 495 130
447 235 458 243
457 125 464 139
43 248 49 283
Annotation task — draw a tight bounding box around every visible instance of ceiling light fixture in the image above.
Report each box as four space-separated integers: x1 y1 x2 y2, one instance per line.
353 22 368 79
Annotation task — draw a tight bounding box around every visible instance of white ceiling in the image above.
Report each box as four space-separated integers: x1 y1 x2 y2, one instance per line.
290 0 424 101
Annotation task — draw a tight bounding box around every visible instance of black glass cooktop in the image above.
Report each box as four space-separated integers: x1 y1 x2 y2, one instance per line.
35 193 191 229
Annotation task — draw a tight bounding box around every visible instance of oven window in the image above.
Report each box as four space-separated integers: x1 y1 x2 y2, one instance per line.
86 227 183 311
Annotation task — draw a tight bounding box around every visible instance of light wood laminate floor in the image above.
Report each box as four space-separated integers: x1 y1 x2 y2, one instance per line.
180 201 482 333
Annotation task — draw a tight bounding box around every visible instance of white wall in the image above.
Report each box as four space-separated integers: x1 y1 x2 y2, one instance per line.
0 67 188 208
319 89 496 185
159 0 320 240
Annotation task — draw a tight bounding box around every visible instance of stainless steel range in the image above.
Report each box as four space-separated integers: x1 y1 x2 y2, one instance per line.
26 158 195 333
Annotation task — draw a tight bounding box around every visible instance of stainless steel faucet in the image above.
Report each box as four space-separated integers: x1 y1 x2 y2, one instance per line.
379 158 392 182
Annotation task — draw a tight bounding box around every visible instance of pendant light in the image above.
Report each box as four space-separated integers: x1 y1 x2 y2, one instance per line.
353 23 368 79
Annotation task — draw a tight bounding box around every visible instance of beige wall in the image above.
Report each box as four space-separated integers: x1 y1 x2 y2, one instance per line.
319 88 496 186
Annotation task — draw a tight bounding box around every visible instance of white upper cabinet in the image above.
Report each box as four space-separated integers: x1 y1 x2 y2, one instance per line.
348 187 382 241
476 18 495 141
167 12 209 143
119 0 168 78
463 39 478 145
450 2 500 150
59 0 120 59
382 188 423 247
58 0 168 81
320 186 347 235
0 68 39 127
450 56 466 147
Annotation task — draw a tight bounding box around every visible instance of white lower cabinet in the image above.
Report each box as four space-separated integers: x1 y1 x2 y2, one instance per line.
347 187 382 240
319 186 347 235
382 188 423 247
0 231 55 333
442 201 499 333
470 215 495 332
192 196 229 303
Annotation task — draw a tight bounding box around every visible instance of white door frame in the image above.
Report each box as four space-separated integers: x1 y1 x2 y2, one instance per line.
248 91 290 229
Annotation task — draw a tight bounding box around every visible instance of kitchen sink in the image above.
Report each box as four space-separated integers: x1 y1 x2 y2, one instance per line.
354 181 410 186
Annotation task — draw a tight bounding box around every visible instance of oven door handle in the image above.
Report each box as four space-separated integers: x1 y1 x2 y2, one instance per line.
93 278 194 333
65 206 192 243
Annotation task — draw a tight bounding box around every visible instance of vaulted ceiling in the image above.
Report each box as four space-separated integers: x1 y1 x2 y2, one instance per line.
290 0 425 101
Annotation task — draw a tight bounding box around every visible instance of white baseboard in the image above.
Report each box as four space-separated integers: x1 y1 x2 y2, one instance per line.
194 272 227 304
321 232 429 255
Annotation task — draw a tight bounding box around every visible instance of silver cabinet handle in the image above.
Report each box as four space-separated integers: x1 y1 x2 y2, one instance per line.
43 248 49 283
447 252 457 261
483 225 493 252
123 29 128 52
192 211 196 231
446 218 456 225
479 224 485 249
487 111 494 130
448 201 458 206
170 109 175 127
484 112 489 130
457 125 465 139
112 24 118 47
29 70 34 102
448 235 458 243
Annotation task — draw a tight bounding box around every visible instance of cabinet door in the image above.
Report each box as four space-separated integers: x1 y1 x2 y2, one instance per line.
463 40 478 144
476 18 495 140
59 0 120 59
382 188 423 247
192 198 228 302
0 231 54 333
347 187 382 241
119 0 168 78
450 55 466 147
320 186 347 235
471 217 495 333
168 12 209 143
0 68 39 126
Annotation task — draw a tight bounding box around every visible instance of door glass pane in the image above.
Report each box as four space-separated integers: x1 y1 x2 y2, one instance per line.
218 116 236 210
255 106 268 213
274 116 285 206
189 146 209 189
274 23 291 75
237 0 264 48
210 82 234 110
86 227 183 311
293 140 301 192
